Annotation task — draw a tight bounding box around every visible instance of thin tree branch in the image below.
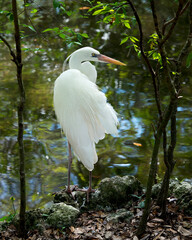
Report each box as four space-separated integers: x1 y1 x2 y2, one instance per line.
162 0 190 35
150 0 162 39
160 2 184 47
150 0 177 98
126 0 165 119
126 0 156 78
0 35 17 64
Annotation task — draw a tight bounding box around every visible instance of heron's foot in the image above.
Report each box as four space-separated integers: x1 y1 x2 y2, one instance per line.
76 187 96 202
65 185 79 199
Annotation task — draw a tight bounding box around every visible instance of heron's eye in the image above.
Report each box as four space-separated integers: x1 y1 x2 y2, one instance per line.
92 53 97 57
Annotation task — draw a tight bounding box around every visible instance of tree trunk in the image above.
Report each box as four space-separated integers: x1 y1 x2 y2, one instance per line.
136 98 177 237
12 0 26 237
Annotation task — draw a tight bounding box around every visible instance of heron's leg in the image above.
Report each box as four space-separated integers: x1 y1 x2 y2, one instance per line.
87 171 95 202
76 171 95 202
66 141 72 193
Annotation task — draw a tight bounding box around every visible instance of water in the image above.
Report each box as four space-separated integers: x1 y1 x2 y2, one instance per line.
0 1 192 217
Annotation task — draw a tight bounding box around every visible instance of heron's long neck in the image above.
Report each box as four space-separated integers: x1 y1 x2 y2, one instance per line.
69 55 97 83
69 54 82 70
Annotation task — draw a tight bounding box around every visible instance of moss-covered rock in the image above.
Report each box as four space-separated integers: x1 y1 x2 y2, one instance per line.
152 179 192 216
11 203 80 231
46 203 80 228
25 208 44 230
53 175 143 211
97 175 142 208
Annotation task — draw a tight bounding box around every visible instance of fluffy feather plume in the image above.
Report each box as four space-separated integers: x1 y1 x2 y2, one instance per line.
54 69 118 171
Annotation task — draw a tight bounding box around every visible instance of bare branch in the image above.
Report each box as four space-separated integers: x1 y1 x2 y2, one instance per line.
160 2 185 46
126 0 166 119
175 1 192 88
150 0 162 39
0 35 17 64
162 1 190 35
150 0 177 98
126 0 155 78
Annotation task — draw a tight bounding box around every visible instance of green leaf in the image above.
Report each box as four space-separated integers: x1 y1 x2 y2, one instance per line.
88 3 104 12
42 27 59 33
42 28 54 33
53 0 60 9
59 33 66 39
9 13 14 21
5 12 14 21
186 52 192 68
130 36 139 43
81 33 89 38
22 24 36 32
93 6 107 15
77 33 83 42
172 71 179 75
121 19 131 29
0 216 8 222
31 8 38 14
0 10 9 14
124 22 130 29
120 36 129 45
24 3 31 7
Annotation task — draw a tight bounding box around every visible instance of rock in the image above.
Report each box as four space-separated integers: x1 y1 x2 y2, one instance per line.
152 179 192 216
25 208 44 230
106 208 133 223
46 203 80 228
96 175 142 208
173 181 192 215
173 181 192 198
53 175 143 211
12 203 80 231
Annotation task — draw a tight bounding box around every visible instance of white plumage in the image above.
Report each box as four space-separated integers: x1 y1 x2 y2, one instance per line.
53 47 125 194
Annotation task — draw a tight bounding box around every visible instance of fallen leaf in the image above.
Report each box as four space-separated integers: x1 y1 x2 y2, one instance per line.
74 227 84 234
133 236 139 240
140 234 150 240
168 228 177 234
163 225 172 228
182 221 192 229
69 226 75 233
133 142 142 147
177 214 183 221
153 230 164 240
112 236 122 240
80 6 90 10
147 222 156 227
171 236 180 240
105 231 113 239
177 225 192 236
151 218 164 223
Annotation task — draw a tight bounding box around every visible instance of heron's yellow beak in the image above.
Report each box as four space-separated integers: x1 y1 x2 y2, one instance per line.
98 54 126 66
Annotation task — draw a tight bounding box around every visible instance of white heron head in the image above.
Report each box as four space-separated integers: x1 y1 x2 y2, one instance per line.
63 47 126 71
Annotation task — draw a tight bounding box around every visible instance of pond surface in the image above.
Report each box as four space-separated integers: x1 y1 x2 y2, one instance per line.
0 1 192 217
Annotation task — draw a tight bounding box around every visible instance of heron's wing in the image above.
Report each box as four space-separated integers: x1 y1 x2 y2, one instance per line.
54 69 118 171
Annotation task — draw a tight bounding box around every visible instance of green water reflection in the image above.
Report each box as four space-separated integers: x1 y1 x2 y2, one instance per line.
0 1 192 217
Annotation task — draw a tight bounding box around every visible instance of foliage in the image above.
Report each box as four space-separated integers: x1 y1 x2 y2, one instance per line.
0 0 89 51
0 197 16 224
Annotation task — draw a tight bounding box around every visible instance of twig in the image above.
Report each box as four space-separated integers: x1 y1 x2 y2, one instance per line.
150 0 177 98
175 1 192 87
0 35 17 64
162 1 190 35
126 0 155 79
160 2 183 47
